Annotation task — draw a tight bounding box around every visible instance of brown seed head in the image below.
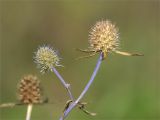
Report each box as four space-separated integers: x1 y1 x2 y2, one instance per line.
17 75 42 104
89 20 119 57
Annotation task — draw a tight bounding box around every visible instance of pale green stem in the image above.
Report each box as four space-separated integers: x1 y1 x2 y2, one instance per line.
26 104 33 120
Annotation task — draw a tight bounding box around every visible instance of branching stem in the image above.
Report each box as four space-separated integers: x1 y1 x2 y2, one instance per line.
60 52 103 120
51 67 74 100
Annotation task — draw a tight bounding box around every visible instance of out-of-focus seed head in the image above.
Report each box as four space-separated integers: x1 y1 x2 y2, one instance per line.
34 46 61 73
89 20 119 58
17 75 42 104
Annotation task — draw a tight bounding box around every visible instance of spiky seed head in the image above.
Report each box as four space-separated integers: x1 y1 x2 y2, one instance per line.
17 75 42 104
34 46 61 73
89 20 119 58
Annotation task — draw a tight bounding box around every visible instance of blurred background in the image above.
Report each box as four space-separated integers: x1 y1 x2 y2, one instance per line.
0 0 160 120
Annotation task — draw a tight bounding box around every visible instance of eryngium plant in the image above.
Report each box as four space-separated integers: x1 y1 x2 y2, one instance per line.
77 20 143 59
0 74 47 120
34 46 74 100
18 75 43 120
61 20 143 120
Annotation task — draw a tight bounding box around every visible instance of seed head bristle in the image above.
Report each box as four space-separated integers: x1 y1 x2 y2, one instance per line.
17 75 42 104
34 46 61 73
89 20 119 57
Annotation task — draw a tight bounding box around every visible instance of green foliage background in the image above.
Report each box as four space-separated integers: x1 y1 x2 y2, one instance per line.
0 0 159 120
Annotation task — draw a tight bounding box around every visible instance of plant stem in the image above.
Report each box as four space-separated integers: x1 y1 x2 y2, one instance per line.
0 103 16 108
51 67 74 100
60 52 103 120
26 104 33 120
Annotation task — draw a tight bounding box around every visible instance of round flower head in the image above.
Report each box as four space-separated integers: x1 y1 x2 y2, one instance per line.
89 20 119 58
77 20 143 60
34 46 61 73
17 75 42 104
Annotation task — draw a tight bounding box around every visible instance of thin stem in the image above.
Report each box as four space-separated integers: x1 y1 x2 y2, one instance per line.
26 104 33 120
0 103 17 108
60 52 103 120
51 67 74 100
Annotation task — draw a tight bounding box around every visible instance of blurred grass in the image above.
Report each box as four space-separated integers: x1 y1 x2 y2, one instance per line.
0 0 160 120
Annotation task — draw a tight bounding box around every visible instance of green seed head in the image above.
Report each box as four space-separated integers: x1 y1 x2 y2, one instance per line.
34 46 61 73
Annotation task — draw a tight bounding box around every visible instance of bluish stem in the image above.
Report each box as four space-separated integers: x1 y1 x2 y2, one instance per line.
51 67 74 100
60 52 103 120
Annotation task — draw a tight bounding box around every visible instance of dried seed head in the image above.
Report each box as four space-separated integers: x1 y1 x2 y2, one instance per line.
34 46 61 73
89 20 119 57
17 75 42 104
